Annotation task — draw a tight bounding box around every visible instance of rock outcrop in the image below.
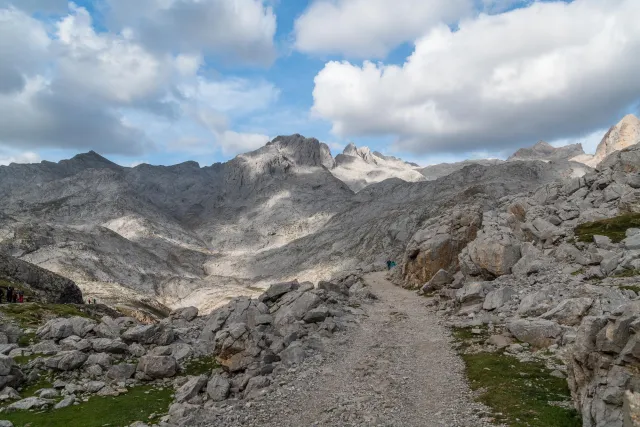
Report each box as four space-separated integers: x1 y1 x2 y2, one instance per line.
577 115 640 168
509 141 586 162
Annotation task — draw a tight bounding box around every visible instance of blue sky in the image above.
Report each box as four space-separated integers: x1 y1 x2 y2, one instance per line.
0 0 638 167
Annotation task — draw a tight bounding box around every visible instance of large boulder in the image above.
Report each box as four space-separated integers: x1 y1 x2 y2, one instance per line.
506 319 564 348
540 298 594 326
44 350 88 371
137 356 177 379
483 287 516 311
206 375 230 401
170 307 199 322
463 232 521 278
175 375 208 403
122 324 174 346
37 317 95 341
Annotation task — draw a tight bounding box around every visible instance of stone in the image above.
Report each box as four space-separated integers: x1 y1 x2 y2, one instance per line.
54 396 75 410
456 282 490 305
91 338 129 354
244 376 270 398
128 343 146 357
86 381 106 393
280 342 306 365
506 319 564 348
0 387 20 401
465 233 521 277
0 421 13 427
274 292 322 326
0 355 15 376
38 388 59 399
122 324 174 346
593 235 613 249
0 345 17 356
6 397 53 411
86 352 113 368
482 287 516 311
303 306 330 323
623 234 640 251
37 317 95 341
421 269 454 292
170 306 199 322
317 281 348 296
486 335 513 349
540 298 594 326
262 281 300 302
44 351 88 371
106 363 137 381
137 356 177 379
624 391 640 427
175 375 208 403
206 375 230 402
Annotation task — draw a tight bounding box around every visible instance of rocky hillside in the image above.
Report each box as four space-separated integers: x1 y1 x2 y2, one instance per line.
578 115 640 167
0 253 82 304
418 159 504 181
330 143 425 192
393 142 640 426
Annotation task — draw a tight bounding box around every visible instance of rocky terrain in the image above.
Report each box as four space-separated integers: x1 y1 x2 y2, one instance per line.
578 115 640 167
1 115 640 426
508 140 586 162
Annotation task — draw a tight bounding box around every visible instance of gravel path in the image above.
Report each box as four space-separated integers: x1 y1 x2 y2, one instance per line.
193 272 493 426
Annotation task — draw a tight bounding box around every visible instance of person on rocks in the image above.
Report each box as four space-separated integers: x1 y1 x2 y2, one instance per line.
18 291 24 303
6 286 13 303
0 287 4 304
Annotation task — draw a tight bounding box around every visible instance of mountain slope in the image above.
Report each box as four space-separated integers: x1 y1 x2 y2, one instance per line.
576 114 640 167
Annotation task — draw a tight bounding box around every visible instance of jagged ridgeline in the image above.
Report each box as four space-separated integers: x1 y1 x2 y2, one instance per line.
0 115 639 426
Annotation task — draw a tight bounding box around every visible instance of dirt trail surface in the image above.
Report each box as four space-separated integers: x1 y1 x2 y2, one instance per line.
191 272 493 426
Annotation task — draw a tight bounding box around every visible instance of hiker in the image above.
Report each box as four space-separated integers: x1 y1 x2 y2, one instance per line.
18 291 24 303
6 286 13 303
0 287 4 304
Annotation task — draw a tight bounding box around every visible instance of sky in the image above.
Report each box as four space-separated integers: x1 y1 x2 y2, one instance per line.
0 0 639 167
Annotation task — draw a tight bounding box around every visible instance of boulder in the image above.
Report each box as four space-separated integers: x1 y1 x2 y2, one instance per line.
106 363 136 381
54 396 75 410
86 353 113 368
137 356 177 379
506 319 563 348
206 375 230 401
317 281 348 296
540 298 594 326
280 342 306 365
624 391 640 427
303 306 329 324
91 338 128 354
482 287 516 311
6 397 53 412
465 233 521 277
274 292 322 326
122 324 174 346
44 351 87 371
37 317 95 341
421 269 454 292
261 281 299 302
456 282 491 305
175 375 208 403
170 307 199 322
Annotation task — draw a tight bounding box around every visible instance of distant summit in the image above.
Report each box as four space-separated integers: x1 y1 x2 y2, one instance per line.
577 114 640 167
508 140 585 162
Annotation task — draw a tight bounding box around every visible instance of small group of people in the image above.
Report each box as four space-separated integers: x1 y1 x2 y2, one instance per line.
386 260 397 270
0 286 25 304
86 298 98 305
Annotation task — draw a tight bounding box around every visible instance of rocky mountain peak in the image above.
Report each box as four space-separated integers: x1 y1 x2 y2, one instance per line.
265 134 335 169
60 150 122 172
508 140 585 162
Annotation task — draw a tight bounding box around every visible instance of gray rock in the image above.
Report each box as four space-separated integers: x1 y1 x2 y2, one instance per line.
262 281 300 302
456 282 491 305
593 235 613 249
206 375 230 402
86 352 113 368
0 345 17 356
91 338 129 354
137 356 177 379
483 287 516 311
0 387 20 401
280 342 306 365
171 306 199 322
44 350 88 371
244 375 270 398
540 298 593 326
6 396 53 411
128 343 146 357
106 363 136 380
486 335 514 349
0 421 13 427
623 234 640 250
122 324 174 346
0 355 14 376
317 281 348 296
86 381 106 393
175 375 208 403
38 388 59 399
303 306 330 323
54 396 75 410
507 318 564 348
37 317 95 341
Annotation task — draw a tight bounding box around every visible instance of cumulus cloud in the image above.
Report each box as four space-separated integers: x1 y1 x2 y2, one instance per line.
0 150 41 166
217 131 270 156
104 0 277 65
294 0 471 58
311 0 640 154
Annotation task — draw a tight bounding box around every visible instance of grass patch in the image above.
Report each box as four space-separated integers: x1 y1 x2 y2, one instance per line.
462 352 581 427
574 213 640 243
0 303 93 328
183 356 220 376
18 331 38 348
2 385 173 427
613 269 640 278
570 268 586 276
12 353 41 366
18 373 54 398
620 285 640 293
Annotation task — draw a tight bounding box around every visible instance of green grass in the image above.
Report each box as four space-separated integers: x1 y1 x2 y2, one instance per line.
18 331 38 348
620 285 640 293
0 279 35 297
570 268 586 276
462 352 581 427
18 373 54 398
183 355 221 376
574 213 640 243
2 385 173 427
0 303 93 328
12 353 41 366
613 269 640 278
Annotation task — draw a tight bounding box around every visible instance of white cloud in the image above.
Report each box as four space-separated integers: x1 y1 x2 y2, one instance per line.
482 0 528 14
0 150 41 166
0 7 50 93
217 131 270 156
311 0 640 154
104 0 277 65
55 5 170 103
294 0 472 58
